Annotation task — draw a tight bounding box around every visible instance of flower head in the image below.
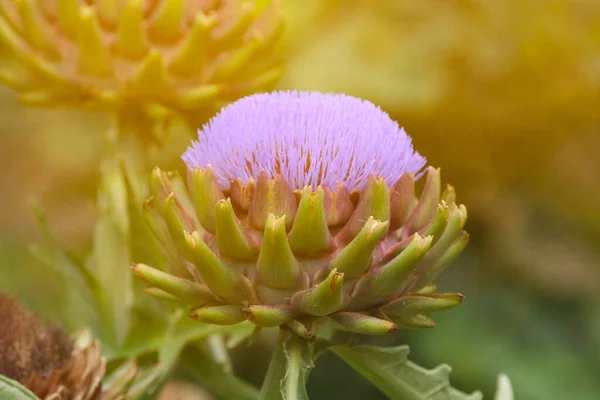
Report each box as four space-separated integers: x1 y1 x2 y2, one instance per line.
183 91 426 190
0 293 156 399
0 0 283 136
135 91 468 337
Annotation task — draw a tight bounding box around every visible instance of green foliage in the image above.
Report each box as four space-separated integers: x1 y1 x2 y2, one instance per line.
331 345 481 400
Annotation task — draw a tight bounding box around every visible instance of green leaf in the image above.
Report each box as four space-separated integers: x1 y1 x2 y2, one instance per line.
259 331 313 400
180 345 260 400
331 345 482 400
0 375 39 400
494 374 514 400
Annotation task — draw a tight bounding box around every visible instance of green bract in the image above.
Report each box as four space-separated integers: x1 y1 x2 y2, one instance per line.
132 166 467 337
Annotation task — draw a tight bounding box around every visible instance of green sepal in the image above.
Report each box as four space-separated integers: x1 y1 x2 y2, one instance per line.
215 198 259 260
403 167 441 236
192 166 224 234
379 293 464 317
131 263 216 306
352 234 433 305
163 193 196 259
244 304 295 327
185 231 256 304
256 214 301 289
389 173 416 230
248 172 297 231
330 216 389 279
331 312 398 335
189 305 245 325
288 187 334 255
291 268 348 317
340 175 390 240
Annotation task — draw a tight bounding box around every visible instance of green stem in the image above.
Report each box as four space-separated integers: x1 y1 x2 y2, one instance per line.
259 330 312 400
284 335 305 400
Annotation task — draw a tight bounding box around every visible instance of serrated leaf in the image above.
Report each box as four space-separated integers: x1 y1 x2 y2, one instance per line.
331 345 482 400
494 374 514 400
0 375 39 400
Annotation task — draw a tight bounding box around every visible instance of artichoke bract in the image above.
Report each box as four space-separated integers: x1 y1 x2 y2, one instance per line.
133 91 468 337
0 0 283 135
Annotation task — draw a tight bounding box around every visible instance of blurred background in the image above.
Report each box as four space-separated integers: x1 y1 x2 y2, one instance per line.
1 1 600 399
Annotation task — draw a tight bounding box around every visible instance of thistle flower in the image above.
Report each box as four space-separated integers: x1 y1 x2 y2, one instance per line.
0 293 149 399
133 91 468 337
0 0 283 136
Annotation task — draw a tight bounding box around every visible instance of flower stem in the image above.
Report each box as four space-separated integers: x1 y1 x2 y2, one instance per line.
259 330 312 400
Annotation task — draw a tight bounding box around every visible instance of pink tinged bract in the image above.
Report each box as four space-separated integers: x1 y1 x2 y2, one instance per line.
182 91 427 191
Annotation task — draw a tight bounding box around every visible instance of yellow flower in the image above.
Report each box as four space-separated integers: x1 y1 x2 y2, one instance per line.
0 0 283 137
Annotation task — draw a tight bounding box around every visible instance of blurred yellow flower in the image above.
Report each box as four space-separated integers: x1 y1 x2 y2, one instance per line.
0 0 284 138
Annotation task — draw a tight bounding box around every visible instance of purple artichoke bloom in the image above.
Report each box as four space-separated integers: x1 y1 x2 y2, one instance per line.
182 91 426 191
135 91 468 337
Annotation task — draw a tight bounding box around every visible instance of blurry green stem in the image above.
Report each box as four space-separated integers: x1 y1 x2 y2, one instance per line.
92 114 149 348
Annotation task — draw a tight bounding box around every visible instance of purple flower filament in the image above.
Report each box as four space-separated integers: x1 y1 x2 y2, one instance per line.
183 91 427 191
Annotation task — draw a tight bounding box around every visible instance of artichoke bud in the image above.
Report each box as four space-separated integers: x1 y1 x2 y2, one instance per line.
135 165 468 335
133 92 469 337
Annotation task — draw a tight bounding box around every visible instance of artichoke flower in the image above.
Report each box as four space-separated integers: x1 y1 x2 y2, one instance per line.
133 91 468 337
0 0 283 137
0 293 152 400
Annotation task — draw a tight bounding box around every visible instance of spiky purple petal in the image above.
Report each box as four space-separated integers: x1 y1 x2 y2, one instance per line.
183 91 427 191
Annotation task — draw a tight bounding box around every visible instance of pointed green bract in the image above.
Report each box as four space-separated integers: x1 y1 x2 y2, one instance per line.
189 305 245 325
419 231 470 287
389 173 416 230
256 214 301 289
163 193 195 259
380 293 464 317
353 234 433 303
185 231 255 304
332 312 398 335
215 198 258 260
291 268 347 316
404 167 441 235
192 166 224 234
341 175 390 240
131 263 215 305
244 305 295 327
330 216 389 279
288 187 334 255
388 314 436 329
421 204 448 239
